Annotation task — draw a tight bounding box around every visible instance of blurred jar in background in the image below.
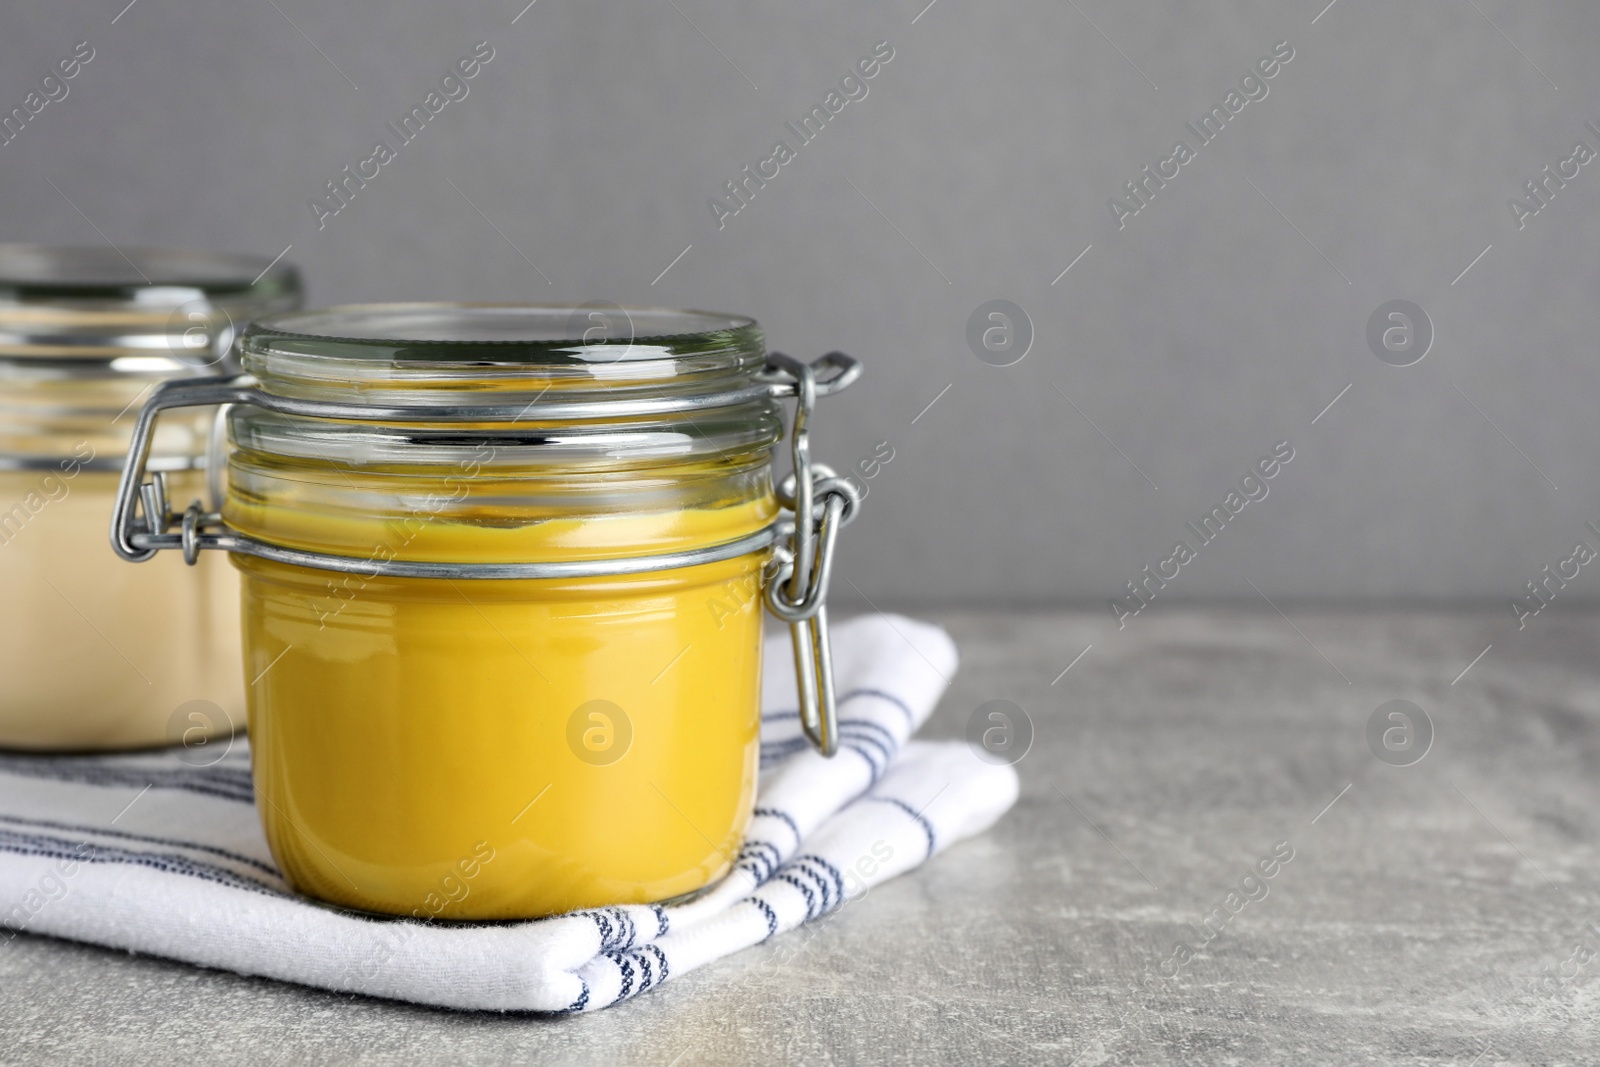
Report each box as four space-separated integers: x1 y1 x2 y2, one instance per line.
0 245 300 750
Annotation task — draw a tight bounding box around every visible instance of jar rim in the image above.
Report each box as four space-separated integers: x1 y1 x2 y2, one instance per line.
0 244 299 304
243 303 760 366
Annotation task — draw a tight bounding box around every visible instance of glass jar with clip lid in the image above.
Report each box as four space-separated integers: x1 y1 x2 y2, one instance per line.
0 244 300 749
110 303 862 919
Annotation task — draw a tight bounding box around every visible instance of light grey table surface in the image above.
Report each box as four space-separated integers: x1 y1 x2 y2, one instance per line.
3 608 1598 1066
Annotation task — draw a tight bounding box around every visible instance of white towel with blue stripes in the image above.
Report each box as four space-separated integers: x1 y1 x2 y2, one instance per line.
0 614 1017 1013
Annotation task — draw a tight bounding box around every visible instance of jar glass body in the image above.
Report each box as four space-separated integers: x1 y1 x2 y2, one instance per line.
224 305 780 918
0 245 299 750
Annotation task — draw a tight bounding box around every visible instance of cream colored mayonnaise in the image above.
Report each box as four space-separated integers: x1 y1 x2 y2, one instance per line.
0 468 241 750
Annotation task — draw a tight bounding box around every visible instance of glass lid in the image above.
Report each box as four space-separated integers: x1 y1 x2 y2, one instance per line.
0 244 296 299
260 304 753 351
230 303 781 469
0 244 301 364
239 303 769 407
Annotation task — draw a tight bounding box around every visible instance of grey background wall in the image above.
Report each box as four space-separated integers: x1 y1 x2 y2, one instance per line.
3 1 1598 617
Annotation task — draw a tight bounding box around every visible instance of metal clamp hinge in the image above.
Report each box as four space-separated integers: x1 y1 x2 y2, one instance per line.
761 351 863 758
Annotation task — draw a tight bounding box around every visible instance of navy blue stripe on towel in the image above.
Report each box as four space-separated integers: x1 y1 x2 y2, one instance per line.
0 754 254 804
751 807 801 848
775 873 817 920
0 828 287 898
863 796 937 860
0 814 279 878
558 980 591 1015
793 854 846 913
607 954 634 1005
744 897 779 941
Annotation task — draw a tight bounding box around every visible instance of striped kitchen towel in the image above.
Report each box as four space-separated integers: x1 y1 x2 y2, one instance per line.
0 614 1018 1013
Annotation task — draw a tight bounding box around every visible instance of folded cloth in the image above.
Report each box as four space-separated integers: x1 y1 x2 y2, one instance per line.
0 614 1017 1012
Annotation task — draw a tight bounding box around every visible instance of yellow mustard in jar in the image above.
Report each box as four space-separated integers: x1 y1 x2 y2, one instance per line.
111 304 862 919
0 244 299 750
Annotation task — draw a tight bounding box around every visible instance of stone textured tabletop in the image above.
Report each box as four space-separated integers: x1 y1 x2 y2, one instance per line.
3 609 1598 1066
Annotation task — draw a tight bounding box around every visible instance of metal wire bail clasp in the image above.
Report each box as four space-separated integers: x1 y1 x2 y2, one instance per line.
761 351 863 758
111 375 254 565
